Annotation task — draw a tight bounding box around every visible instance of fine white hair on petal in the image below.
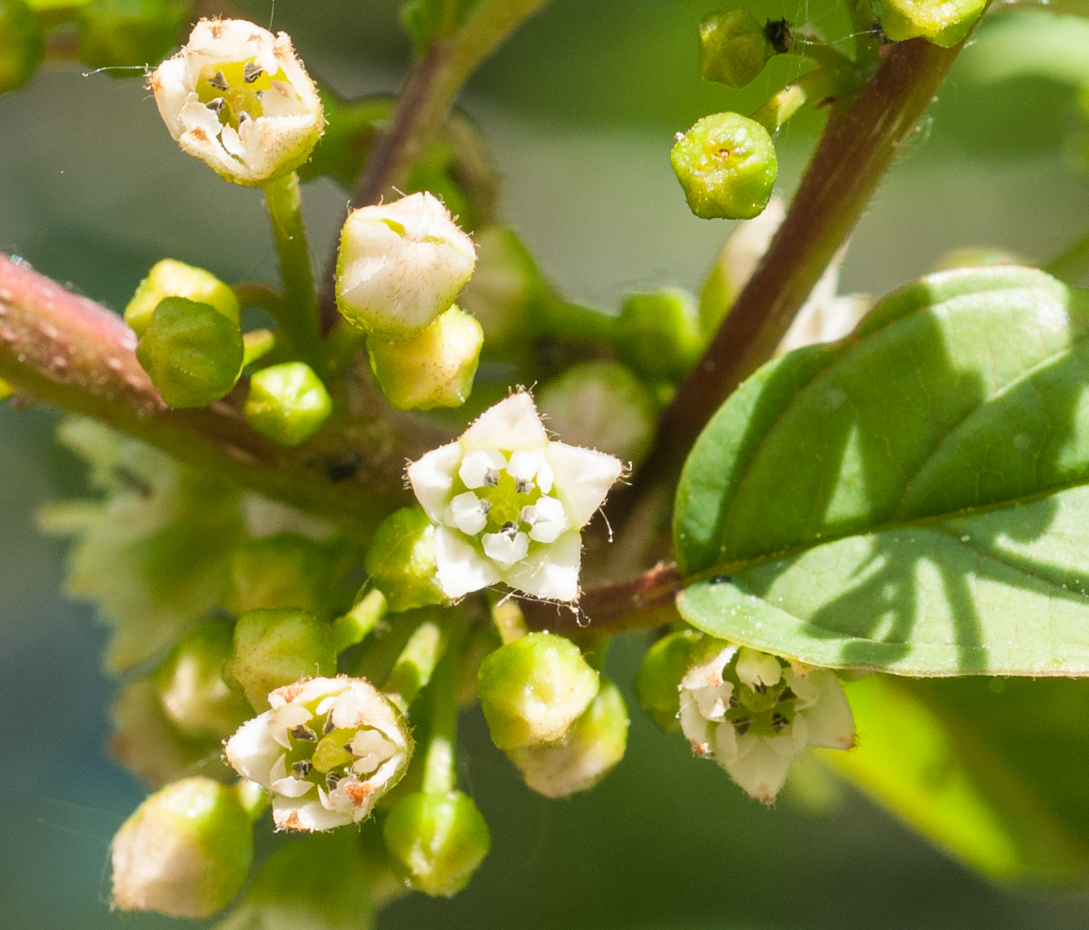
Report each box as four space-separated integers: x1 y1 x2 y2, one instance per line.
407 442 462 522
460 392 549 451
434 526 501 599
544 442 623 528
735 648 782 690
503 529 581 601
223 715 282 785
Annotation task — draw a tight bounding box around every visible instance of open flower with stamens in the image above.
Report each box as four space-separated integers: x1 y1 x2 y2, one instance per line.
149 19 323 186
224 676 412 832
679 642 855 803
407 391 623 602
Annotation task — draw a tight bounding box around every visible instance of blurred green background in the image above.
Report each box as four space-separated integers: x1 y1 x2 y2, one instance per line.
6 1 1089 926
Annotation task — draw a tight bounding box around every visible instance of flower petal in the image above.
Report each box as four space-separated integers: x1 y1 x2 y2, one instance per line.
224 714 281 786
735 648 782 691
460 392 548 451
544 442 623 528
720 733 797 803
502 529 581 601
434 526 501 599
407 442 463 522
272 797 354 832
482 530 529 569
798 670 856 750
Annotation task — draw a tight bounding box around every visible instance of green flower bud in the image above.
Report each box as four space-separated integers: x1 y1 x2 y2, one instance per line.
698 10 774 89
136 296 244 408
364 508 446 613
111 678 224 788
878 0 984 47
458 226 547 349
0 0 43 95
477 632 599 750
244 361 333 446
78 0 185 71
111 777 253 918
367 305 483 411
671 112 778 220
510 678 628 798
125 258 240 337
617 288 702 382
230 532 336 615
225 607 337 710
153 621 252 739
382 791 491 897
633 629 703 732
934 247 1022 271
537 360 657 466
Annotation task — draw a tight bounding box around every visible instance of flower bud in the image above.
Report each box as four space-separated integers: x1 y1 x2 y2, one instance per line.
679 642 855 803
671 112 778 220
510 678 628 798
633 629 702 733
225 676 413 831
153 621 252 739
477 632 599 750
111 777 253 918
136 296 244 408
230 532 337 616
698 10 774 88
367 305 483 410
878 0 984 47
78 0 185 71
458 225 547 349
125 258 240 337
335 192 477 338
244 361 333 446
617 288 702 382
364 508 446 613
0 0 43 94
150 18 324 186
382 791 491 897
537 360 657 466
225 607 337 711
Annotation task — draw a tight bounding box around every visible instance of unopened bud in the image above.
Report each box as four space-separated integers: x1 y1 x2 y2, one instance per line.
244 361 332 446
136 296 244 408
125 258 240 337
335 192 477 338
79 0 185 71
368 305 483 410
225 607 337 710
364 508 446 613
537 360 657 466
230 532 336 615
878 0 984 47
671 112 777 220
153 621 252 739
617 288 702 381
0 0 43 94
510 678 628 798
633 629 702 733
698 10 774 88
477 632 599 750
382 791 491 897
150 18 324 186
225 676 413 831
111 777 253 918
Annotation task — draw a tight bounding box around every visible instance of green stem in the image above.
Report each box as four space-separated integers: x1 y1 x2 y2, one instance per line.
791 34 857 72
537 299 619 344
843 0 882 70
750 66 864 134
262 172 323 371
423 615 467 795
385 620 446 708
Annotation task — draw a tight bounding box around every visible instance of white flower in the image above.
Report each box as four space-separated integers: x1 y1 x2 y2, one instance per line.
149 19 323 186
335 192 477 338
679 644 855 803
407 391 623 602
224 676 412 832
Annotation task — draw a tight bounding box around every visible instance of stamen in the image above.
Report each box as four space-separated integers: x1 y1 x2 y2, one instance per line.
727 694 739 709
515 477 533 494
206 97 225 114
207 70 229 91
771 712 790 733
323 716 336 735
733 717 752 736
289 724 317 742
292 760 313 778
326 772 342 792
777 687 796 704
482 470 499 488
753 682 767 696
243 62 264 83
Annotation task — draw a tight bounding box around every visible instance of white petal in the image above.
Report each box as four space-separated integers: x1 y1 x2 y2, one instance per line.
482 530 529 569
272 797 354 832
679 693 712 752
458 448 506 490
461 392 548 451
713 718 739 763
721 733 797 803
269 677 349 709
536 461 554 494
679 645 735 692
224 714 282 786
270 774 316 798
268 704 313 747
798 670 855 750
349 728 397 775
446 491 489 536
434 526 500 599
219 124 246 158
507 449 546 482
782 667 821 708
736 648 782 690
502 529 581 601
544 442 623 528
694 682 733 721
407 442 463 522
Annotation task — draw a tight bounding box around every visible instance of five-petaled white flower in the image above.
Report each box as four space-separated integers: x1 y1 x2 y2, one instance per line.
224 676 412 832
407 391 623 602
150 19 323 186
679 643 855 803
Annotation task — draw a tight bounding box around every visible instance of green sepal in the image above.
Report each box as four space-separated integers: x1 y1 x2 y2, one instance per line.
365 508 447 613
125 259 241 337
633 629 703 732
244 362 333 446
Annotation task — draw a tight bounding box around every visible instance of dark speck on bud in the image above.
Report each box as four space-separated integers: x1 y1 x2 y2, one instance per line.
765 18 792 55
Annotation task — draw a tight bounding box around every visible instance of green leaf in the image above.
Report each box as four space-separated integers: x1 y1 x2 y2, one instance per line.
675 266 1089 675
